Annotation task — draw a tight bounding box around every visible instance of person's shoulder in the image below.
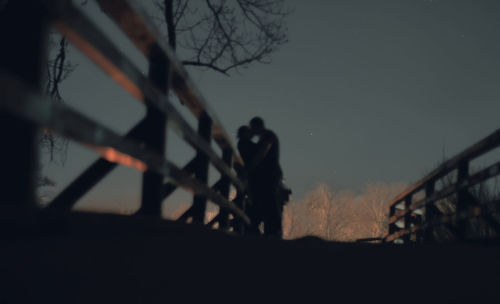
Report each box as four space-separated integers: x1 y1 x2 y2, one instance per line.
263 129 278 142
263 129 277 138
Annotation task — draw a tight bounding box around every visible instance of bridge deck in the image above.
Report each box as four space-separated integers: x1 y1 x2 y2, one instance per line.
1 210 499 303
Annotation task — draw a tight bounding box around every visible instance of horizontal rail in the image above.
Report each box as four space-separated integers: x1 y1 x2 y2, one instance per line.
93 0 243 165
176 179 225 222
385 199 500 242
385 127 500 243
0 72 250 224
48 119 147 210
387 128 500 209
161 158 199 199
388 160 500 224
43 0 244 193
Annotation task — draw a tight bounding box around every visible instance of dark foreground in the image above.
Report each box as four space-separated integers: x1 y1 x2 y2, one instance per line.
1 210 499 303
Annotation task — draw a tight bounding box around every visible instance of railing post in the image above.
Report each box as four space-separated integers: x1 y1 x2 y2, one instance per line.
388 204 397 242
218 149 232 230
191 112 212 224
240 196 249 235
229 188 247 235
403 196 412 243
456 160 469 239
413 212 424 243
140 44 169 215
424 181 436 242
0 1 48 209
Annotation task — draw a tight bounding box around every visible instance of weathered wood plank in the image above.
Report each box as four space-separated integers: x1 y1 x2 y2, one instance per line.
0 73 250 224
43 0 244 192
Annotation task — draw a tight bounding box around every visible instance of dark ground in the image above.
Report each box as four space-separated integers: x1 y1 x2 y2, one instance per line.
1 209 499 303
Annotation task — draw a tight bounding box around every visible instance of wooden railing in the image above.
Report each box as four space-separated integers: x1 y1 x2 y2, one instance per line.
0 0 250 231
385 128 500 243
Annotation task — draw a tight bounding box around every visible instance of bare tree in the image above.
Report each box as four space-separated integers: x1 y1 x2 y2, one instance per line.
39 0 92 162
1 0 290 199
302 184 354 240
154 0 292 75
325 190 356 240
40 34 77 164
38 0 290 165
33 32 80 199
359 182 407 239
0 2 79 194
284 182 409 242
282 199 308 239
289 183 355 241
431 164 500 241
304 183 332 236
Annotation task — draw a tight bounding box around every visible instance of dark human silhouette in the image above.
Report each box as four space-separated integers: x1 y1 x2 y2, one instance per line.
236 125 260 234
237 126 258 167
245 117 284 237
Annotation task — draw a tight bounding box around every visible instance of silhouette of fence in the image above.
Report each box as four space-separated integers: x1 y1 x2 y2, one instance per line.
0 0 250 230
385 129 500 243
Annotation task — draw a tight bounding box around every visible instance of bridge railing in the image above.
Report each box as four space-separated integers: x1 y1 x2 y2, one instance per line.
384 128 500 243
0 0 250 230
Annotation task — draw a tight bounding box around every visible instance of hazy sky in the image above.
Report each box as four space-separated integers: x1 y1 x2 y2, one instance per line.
41 0 500 215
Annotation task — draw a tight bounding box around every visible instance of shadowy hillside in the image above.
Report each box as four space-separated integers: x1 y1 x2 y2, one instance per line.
1 210 499 303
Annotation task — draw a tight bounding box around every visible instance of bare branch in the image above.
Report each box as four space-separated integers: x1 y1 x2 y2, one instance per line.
174 0 190 27
153 0 291 75
42 35 74 163
182 60 229 75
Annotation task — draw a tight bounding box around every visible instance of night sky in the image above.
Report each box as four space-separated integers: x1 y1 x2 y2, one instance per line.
41 0 500 216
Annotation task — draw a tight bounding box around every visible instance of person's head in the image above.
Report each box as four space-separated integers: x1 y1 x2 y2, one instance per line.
249 116 265 135
237 125 252 140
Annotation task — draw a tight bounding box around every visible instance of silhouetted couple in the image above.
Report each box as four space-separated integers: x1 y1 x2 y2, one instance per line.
237 117 285 238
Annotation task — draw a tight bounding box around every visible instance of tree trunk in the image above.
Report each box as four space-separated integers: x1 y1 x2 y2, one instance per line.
164 0 176 49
